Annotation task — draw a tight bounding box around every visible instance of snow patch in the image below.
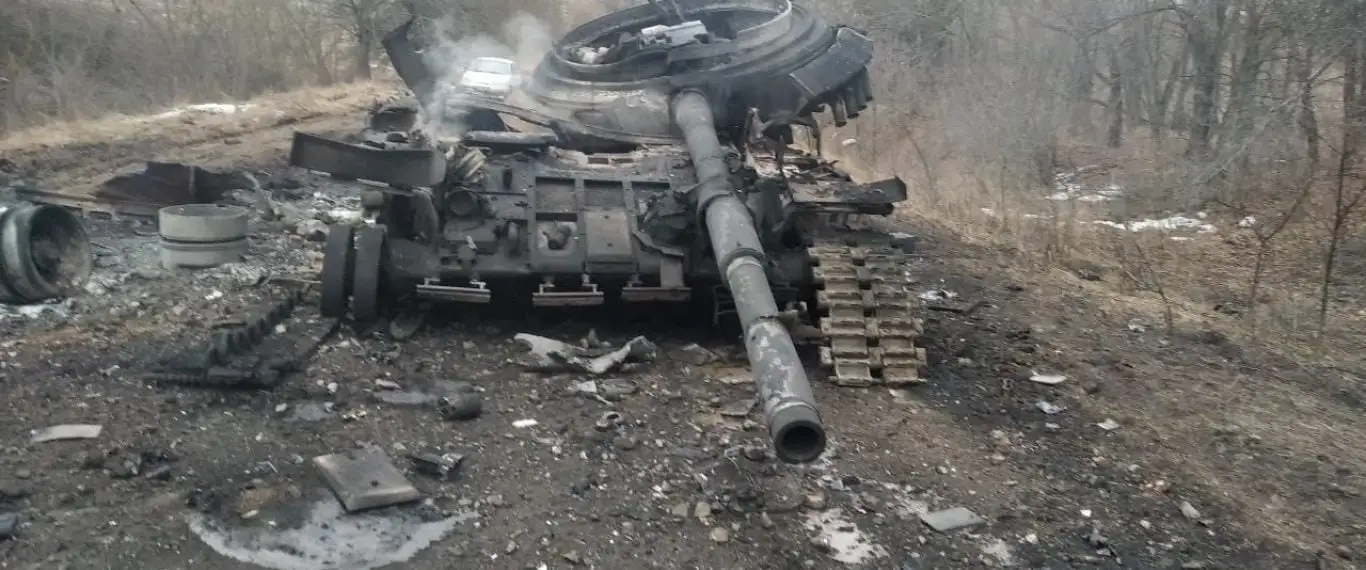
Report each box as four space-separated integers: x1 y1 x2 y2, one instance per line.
1090 215 1217 233
153 103 256 119
803 508 888 564
1049 167 1123 203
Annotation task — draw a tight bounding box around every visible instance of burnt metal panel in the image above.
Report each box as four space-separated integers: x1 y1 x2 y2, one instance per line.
583 209 635 272
289 132 445 188
786 27 874 100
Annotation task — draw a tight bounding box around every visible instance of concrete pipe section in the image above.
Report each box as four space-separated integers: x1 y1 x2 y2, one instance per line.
159 204 250 270
0 202 94 305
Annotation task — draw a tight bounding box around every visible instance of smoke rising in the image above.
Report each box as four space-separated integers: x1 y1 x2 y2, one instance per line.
419 11 557 137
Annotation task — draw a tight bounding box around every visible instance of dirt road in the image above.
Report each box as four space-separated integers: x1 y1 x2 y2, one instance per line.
0 86 1361 570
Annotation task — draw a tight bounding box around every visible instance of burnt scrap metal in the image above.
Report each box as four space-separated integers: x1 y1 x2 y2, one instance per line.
290 132 447 188
13 162 252 219
524 0 874 138
0 201 94 305
297 0 925 464
144 289 341 389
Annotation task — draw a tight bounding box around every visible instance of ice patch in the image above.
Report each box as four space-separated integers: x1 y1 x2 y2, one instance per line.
803 508 888 564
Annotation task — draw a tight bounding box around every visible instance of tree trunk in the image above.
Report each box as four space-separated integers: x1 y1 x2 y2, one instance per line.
353 29 372 80
1295 43 1319 167
1107 49 1124 148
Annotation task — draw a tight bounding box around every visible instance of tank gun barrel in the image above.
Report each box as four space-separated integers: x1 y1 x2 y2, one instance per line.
671 89 826 464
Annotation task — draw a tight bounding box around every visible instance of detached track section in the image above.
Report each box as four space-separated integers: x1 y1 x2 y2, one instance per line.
809 235 927 386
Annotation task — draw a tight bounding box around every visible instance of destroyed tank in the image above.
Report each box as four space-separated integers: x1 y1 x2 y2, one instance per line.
290 0 927 465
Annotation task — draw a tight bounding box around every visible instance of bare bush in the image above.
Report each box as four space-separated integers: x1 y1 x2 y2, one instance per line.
806 0 1366 359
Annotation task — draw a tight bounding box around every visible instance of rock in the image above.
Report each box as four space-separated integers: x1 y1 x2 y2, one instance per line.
709 527 730 543
803 492 827 510
1179 501 1201 520
562 551 583 565
0 512 18 539
671 503 690 518
439 394 483 420
759 513 775 529
694 501 712 521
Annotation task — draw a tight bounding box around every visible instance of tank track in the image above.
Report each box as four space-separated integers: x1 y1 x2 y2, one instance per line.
808 236 928 387
143 289 340 389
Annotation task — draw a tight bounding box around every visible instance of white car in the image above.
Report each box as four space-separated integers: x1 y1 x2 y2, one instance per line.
456 57 519 101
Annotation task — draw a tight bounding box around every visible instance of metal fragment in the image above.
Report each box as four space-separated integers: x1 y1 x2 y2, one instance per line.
313 448 422 513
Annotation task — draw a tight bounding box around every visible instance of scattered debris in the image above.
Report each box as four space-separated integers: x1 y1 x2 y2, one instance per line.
0 201 94 305
437 393 483 421
409 451 465 480
1029 372 1067 385
919 289 958 301
1096 419 1121 431
920 506 986 532
514 333 658 375
158 204 250 269
30 423 103 443
12 162 252 218
674 343 718 365
313 448 423 512
1035 400 1066 415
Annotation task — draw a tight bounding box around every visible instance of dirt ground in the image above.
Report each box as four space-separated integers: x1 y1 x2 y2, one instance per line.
0 86 1363 570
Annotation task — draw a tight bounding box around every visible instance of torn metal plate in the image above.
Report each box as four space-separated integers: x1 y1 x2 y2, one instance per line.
31 424 103 443
313 448 422 512
289 132 446 188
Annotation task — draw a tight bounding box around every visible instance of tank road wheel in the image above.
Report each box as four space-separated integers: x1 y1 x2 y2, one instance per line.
350 225 388 323
319 224 356 318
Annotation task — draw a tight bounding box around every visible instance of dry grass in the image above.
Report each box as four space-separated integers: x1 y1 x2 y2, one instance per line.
0 79 402 198
825 99 1366 554
1 79 398 160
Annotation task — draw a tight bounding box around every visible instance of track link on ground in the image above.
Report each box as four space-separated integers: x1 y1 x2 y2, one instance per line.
144 289 341 389
808 237 927 387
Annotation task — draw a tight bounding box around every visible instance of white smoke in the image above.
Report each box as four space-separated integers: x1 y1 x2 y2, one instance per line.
419 11 557 137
